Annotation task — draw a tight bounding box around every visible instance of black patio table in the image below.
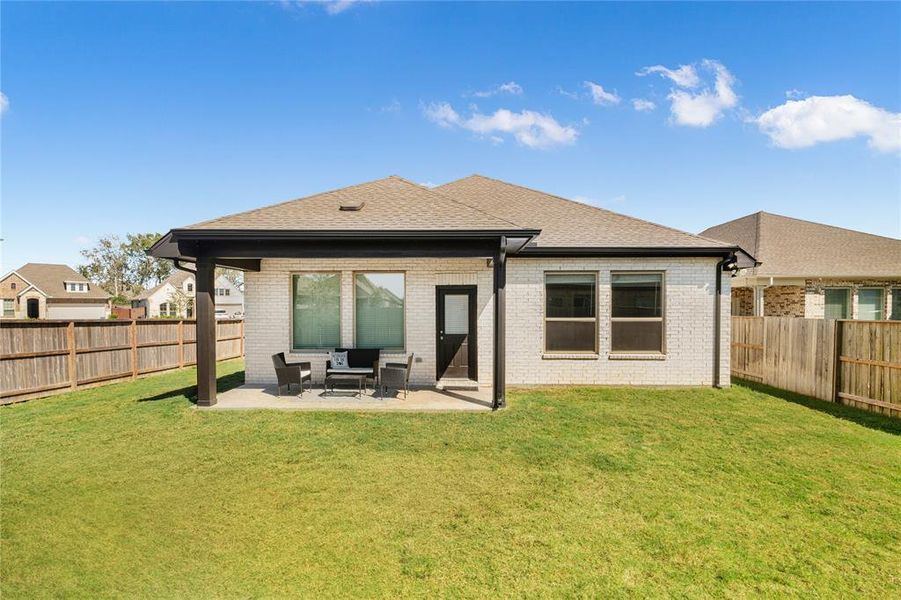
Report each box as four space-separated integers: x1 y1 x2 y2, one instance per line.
324 371 369 397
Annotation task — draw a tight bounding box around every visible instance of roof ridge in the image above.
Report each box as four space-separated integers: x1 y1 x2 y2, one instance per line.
183 176 405 229
759 210 901 242
443 174 731 247
183 175 526 231
421 176 527 230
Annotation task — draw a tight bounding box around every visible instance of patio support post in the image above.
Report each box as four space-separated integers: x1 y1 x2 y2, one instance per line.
195 256 217 406
493 236 507 409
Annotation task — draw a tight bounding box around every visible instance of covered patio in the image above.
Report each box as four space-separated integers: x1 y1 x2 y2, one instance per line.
203 383 493 412
148 177 538 411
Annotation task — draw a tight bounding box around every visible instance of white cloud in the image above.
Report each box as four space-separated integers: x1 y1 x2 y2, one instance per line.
632 98 656 112
323 0 368 14
755 95 901 153
583 81 621 106
636 64 700 88
370 98 400 113
279 0 370 15
556 86 581 100
471 81 523 98
423 101 578 149
785 89 805 100
0 92 8 114
639 59 738 127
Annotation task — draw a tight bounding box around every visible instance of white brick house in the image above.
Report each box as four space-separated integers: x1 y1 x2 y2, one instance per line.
150 175 745 407
133 270 244 319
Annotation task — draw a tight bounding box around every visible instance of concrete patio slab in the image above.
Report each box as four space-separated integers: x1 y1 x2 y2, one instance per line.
201 384 493 412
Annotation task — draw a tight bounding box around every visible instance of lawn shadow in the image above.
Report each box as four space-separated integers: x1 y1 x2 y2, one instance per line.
735 379 901 436
137 370 246 404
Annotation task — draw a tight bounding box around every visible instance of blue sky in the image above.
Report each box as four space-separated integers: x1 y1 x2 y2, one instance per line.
2 1 899 271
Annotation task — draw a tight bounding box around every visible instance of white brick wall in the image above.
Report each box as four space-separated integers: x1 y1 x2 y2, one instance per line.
243 256 730 388
506 257 730 386
244 258 493 386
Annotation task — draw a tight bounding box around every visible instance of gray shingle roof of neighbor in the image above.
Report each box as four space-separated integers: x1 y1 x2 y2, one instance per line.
700 211 901 278
435 175 734 249
11 263 110 299
180 174 735 251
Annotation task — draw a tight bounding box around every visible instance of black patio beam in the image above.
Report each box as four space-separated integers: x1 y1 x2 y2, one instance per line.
492 236 507 410
195 256 217 407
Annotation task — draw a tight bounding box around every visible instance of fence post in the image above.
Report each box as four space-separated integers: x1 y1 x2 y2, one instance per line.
178 320 184 368
67 322 77 389
130 320 138 379
240 320 244 357
832 319 843 404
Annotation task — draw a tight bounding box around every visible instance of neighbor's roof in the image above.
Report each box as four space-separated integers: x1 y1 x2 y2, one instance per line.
436 175 732 249
10 263 110 300
134 270 193 300
700 212 901 278
185 176 522 232
177 174 734 251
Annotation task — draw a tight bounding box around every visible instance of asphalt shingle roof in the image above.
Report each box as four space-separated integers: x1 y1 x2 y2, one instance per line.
700 212 901 278
180 174 731 251
185 176 522 231
436 175 732 248
13 263 110 299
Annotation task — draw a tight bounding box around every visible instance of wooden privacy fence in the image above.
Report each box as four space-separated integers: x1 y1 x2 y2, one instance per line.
1 319 244 403
732 316 900 418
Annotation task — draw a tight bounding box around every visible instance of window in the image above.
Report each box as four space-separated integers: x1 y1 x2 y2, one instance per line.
10 283 16 290
65 282 87 292
159 302 175 317
545 273 597 353
186 299 194 319
611 272 664 353
292 273 341 350
187 282 193 292
215 288 231 296
824 288 850 320
355 273 405 350
892 288 901 321
3 299 14 316
858 288 885 320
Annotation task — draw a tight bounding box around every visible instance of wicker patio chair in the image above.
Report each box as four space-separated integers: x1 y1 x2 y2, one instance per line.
271 352 312 396
378 353 414 399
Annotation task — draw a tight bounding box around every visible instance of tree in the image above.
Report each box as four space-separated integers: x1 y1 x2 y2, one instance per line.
166 288 192 318
79 236 130 297
78 233 173 297
124 233 172 289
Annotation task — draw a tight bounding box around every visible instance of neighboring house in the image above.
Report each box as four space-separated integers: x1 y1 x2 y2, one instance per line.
150 175 748 407
132 270 244 319
701 212 901 320
0 263 110 320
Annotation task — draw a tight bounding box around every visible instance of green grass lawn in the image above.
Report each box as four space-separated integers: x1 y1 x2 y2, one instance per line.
3 360 900 598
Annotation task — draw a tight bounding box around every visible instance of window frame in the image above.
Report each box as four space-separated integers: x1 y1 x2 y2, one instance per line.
857 287 886 321
823 287 851 320
609 270 666 355
891 287 901 321
543 271 599 355
353 271 407 352
3 298 15 316
289 271 343 352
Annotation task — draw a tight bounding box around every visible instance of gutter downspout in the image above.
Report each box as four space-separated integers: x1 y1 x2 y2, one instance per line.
714 254 735 389
172 259 197 274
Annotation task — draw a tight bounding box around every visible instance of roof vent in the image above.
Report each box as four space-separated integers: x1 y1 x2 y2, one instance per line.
339 201 365 212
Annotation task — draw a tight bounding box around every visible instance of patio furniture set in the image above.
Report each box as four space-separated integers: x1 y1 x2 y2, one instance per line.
271 349 414 399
